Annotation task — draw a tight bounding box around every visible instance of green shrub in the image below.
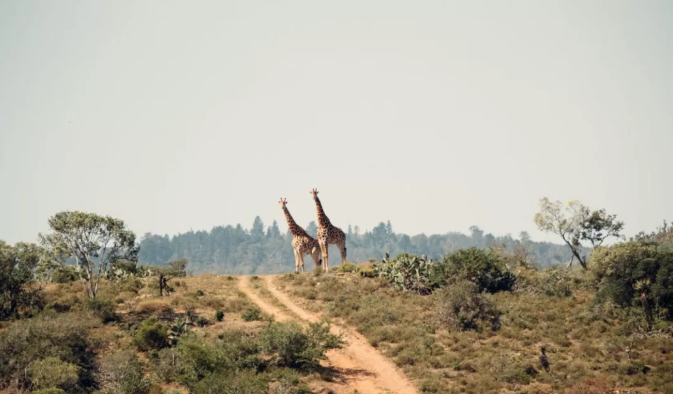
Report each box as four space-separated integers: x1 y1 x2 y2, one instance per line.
28 357 79 391
516 267 573 297
336 262 359 273
134 317 169 351
32 389 67 394
153 333 262 388
52 266 78 283
97 351 151 394
259 321 343 369
215 310 225 322
120 276 144 293
241 308 263 322
195 290 205 297
218 331 263 370
251 275 259 281
192 371 267 394
590 241 673 323
436 280 500 331
442 248 516 293
197 316 207 327
84 297 118 323
0 312 96 390
0 241 43 320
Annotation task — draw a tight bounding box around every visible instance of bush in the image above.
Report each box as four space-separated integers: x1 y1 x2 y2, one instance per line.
134 317 169 351
241 308 263 322
197 316 207 327
372 253 443 294
516 267 572 297
195 290 205 297
32 389 67 394
215 310 225 322
441 248 516 293
590 241 673 323
153 333 262 388
120 276 144 293
0 312 96 391
358 263 375 278
97 351 151 394
259 321 343 369
435 280 500 331
28 357 79 391
192 371 267 394
52 266 78 283
84 297 118 323
0 241 43 320
336 262 359 273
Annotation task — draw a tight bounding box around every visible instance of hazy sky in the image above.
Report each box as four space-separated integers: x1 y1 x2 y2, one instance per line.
0 0 671 245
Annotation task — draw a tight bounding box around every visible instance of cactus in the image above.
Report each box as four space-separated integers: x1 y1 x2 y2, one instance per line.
372 253 441 294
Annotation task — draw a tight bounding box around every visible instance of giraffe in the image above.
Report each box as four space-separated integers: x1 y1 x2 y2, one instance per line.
310 188 347 272
279 198 322 273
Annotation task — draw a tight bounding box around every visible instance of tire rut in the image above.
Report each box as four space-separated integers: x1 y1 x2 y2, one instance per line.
237 275 418 394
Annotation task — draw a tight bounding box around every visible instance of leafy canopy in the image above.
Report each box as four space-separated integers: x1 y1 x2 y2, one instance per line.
534 198 623 269
39 211 138 298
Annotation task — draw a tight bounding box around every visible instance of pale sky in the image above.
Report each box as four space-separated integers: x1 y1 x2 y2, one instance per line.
0 0 671 245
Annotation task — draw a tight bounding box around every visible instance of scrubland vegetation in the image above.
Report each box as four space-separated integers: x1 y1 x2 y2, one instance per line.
275 220 673 394
1 201 671 393
0 269 341 394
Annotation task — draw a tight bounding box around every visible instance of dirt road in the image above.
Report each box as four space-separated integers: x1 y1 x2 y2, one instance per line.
237 275 418 394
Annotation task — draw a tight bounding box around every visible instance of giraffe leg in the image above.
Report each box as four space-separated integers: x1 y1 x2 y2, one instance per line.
338 240 347 265
320 242 329 272
299 252 305 273
293 249 300 273
311 248 321 269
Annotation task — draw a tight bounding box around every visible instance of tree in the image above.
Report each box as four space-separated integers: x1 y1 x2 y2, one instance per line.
0 241 44 319
250 217 265 241
39 211 139 299
519 231 531 243
534 198 623 269
155 259 187 296
306 221 318 238
266 220 281 239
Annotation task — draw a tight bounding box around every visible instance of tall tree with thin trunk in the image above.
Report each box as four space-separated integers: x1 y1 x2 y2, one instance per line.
534 198 623 269
39 211 138 299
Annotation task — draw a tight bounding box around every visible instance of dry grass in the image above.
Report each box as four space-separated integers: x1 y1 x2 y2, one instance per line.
275 271 673 394
134 298 174 314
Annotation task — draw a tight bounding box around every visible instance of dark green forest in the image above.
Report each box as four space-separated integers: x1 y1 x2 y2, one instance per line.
138 219 582 274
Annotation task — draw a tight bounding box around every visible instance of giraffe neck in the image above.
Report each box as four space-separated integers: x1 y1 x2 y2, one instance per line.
282 206 307 236
313 196 331 228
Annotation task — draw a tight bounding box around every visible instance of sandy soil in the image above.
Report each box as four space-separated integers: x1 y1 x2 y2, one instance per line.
238 275 418 394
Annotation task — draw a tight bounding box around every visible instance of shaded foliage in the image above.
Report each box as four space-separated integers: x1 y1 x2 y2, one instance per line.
0 241 44 319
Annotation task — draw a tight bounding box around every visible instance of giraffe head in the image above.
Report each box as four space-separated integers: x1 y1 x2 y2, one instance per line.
310 188 319 199
279 198 288 209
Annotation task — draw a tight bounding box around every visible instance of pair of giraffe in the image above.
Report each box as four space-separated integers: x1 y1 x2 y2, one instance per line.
279 188 347 273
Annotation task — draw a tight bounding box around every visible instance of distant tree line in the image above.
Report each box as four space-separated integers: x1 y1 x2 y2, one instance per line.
137 218 584 274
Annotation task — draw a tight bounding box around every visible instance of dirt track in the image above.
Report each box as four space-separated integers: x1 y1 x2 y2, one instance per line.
237 275 418 394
